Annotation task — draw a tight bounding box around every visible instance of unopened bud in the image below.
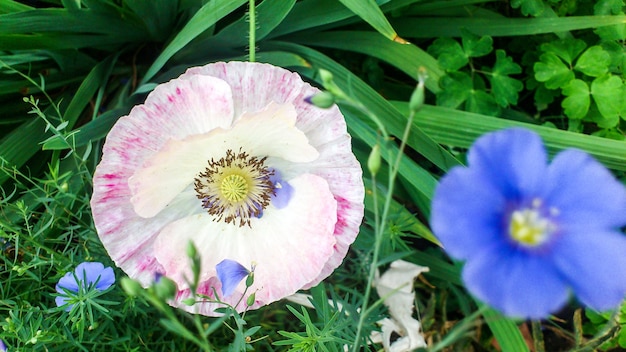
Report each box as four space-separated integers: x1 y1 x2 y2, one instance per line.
367 144 381 176
245 272 255 287
120 277 143 297
181 297 196 306
153 276 178 300
305 92 335 108
319 69 334 86
186 241 198 259
409 67 427 112
246 292 256 307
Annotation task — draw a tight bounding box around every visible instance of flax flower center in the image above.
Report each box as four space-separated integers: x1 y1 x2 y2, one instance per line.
194 149 274 227
509 199 557 247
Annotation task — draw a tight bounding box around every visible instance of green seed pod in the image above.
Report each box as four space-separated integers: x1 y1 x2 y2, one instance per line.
245 271 255 287
246 292 256 307
181 297 197 306
409 67 428 113
186 241 198 259
319 69 334 86
367 144 381 176
120 277 143 297
306 92 335 108
153 276 178 300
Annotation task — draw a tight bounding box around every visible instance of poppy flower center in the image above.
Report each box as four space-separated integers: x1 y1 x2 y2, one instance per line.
508 199 557 247
194 149 275 227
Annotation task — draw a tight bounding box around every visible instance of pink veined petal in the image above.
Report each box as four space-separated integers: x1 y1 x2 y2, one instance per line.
91 73 236 283
182 62 364 285
128 102 319 218
92 62 364 315
153 173 337 316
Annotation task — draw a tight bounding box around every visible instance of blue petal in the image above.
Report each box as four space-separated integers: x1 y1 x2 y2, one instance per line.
552 229 626 312
431 166 508 260
463 246 569 319
56 271 80 293
216 259 250 297
74 262 115 291
269 169 293 209
55 295 72 311
542 149 626 229
467 128 546 200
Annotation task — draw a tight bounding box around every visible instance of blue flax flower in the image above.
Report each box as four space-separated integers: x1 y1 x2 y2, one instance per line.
55 262 115 310
216 259 250 298
432 128 626 319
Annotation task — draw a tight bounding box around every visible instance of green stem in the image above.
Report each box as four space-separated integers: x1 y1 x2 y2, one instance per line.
248 0 256 62
531 320 545 352
351 111 416 351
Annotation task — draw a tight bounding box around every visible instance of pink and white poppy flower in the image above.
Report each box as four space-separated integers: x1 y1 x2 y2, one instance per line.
91 62 365 315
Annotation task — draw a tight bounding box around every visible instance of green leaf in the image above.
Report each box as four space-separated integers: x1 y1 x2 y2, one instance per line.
428 37 468 71
291 30 443 93
511 0 545 16
594 0 624 15
591 74 624 122
437 72 472 108
389 103 626 171
337 0 402 42
393 15 626 38
265 41 460 172
594 14 626 41
211 0 295 46
575 46 611 77
562 79 590 120
125 0 178 41
534 52 574 89
482 306 530 352
489 50 523 107
461 29 493 58
540 39 586 65
466 89 499 115
141 0 247 84
0 0 32 14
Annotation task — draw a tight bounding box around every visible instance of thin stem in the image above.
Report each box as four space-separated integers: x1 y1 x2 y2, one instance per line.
248 0 256 62
351 111 416 351
531 320 545 352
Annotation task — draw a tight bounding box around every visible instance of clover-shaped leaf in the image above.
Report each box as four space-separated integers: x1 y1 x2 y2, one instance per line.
595 0 626 40
436 71 472 108
540 39 586 65
534 52 574 89
591 74 624 122
466 89 499 115
562 79 590 120
461 29 493 58
489 50 523 107
575 46 610 77
428 37 468 71
511 0 545 16
594 0 623 15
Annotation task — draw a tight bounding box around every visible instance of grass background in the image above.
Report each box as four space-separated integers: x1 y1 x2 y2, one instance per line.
1 0 626 350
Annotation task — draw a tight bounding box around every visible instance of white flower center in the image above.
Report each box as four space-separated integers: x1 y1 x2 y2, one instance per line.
194 149 274 227
508 198 557 247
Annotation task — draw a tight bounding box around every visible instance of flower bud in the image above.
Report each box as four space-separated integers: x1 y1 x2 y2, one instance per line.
153 276 178 300
186 241 198 259
367 144 381 176
181 297 197 306
305 92 335 109
120 277 143 297
409 67 427 113
245 271 255 287
319 69 334 86
246 292 256 307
